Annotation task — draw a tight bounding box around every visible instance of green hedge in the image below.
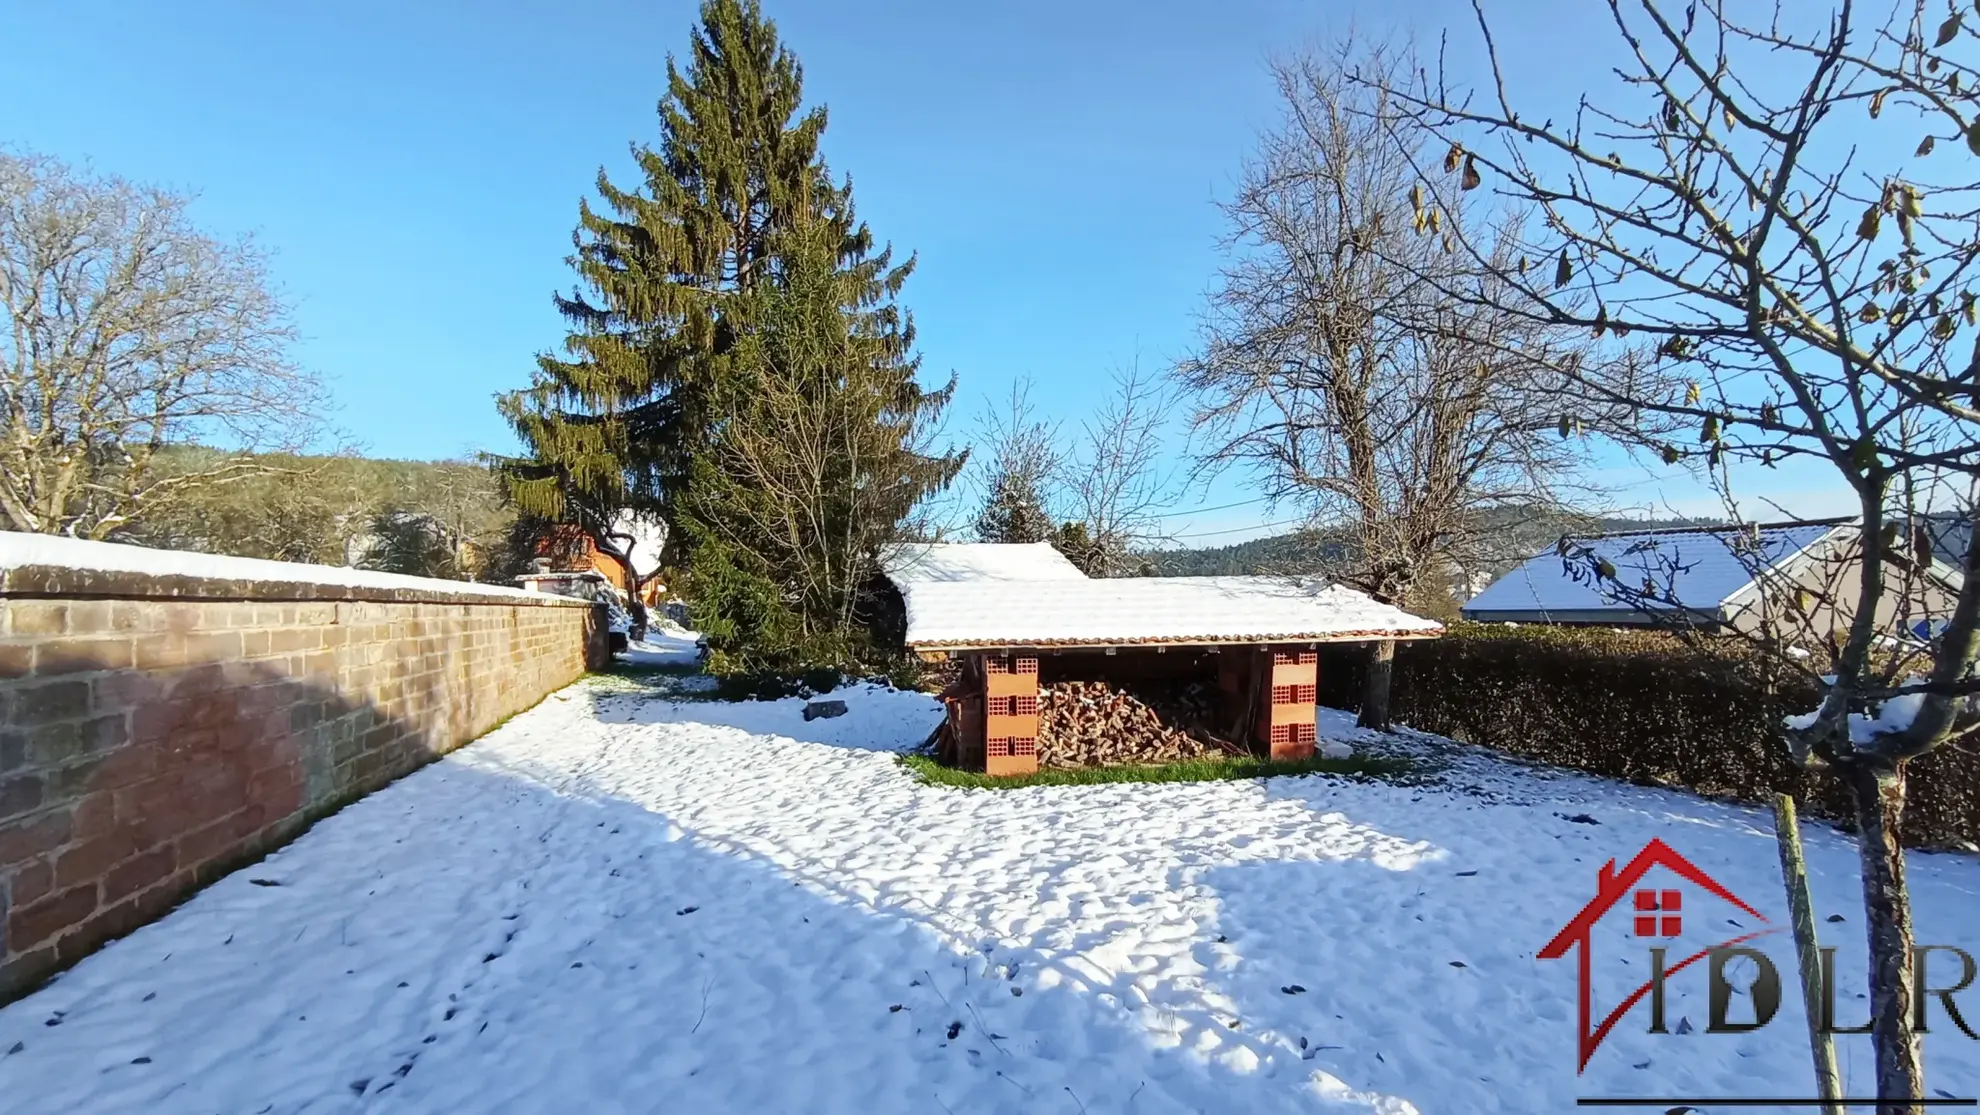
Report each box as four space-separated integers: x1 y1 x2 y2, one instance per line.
1318 624 1979 851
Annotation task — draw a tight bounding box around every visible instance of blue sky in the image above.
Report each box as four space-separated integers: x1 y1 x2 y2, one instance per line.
3 0 1858 541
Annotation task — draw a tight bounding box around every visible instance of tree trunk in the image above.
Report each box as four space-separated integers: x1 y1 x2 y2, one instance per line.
1358 638 1395 731
1847 762 1923 1115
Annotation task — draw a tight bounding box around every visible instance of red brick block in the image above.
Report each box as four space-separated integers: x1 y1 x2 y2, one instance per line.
113 778 199 848
7 603 68 637
54 832 141 888
54 871 189 967
9 856 54 908
231 801 269 839
0 810 69 868
180 632 244 664
33 638 134 676
103 845 176 904
176 812 244 868
0 643 34 679
70 793 115 841
132 634 188 671
7 882 98 953
85 746 157 793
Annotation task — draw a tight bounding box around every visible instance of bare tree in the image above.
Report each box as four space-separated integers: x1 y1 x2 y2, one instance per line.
1379 1 1980 1105
1178 43 1597 728
681 219 963 669
0 152 322 539
1061 363 1179 576
363 461 516 581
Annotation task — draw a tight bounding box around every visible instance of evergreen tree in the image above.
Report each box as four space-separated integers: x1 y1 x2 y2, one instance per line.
494 0 832 563
973 472 1056 544
685 216 961 672
968 380 1062 544
496 0 960 667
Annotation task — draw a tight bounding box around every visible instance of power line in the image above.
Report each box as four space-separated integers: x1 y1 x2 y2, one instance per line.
1149 495 1269 520
1171 516 1307 540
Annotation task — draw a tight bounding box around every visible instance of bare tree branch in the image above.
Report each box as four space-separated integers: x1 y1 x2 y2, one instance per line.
0 151 322 539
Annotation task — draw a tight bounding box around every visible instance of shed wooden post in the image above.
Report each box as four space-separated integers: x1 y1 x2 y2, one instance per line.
1217 646 1250 730
944 654 987 772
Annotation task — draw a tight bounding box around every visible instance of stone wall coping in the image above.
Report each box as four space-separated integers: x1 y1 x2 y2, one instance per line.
0 532 592 607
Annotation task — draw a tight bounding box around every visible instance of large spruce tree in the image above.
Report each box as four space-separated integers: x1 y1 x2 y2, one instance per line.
684 215 961 671
496 0 958 667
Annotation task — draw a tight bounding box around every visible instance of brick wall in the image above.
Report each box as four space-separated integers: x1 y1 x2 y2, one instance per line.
0 552 607 1002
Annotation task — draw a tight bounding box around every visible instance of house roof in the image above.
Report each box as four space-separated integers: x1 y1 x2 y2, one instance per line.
1461 519 1851 623
1919 513 1973 569
895 573 1443 649
879 542 1089 586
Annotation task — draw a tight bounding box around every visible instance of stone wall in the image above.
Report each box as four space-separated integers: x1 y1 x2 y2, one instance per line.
0 539 607 1001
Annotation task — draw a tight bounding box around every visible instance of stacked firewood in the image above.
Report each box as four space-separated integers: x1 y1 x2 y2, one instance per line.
1036 679 1243 767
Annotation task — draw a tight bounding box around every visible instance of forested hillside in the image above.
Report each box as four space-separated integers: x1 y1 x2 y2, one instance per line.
1146 512 1715 580
116 449 520 582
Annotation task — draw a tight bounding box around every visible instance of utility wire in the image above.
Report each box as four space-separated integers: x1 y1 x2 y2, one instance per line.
1170 516 1306 540
1148 495 1269 519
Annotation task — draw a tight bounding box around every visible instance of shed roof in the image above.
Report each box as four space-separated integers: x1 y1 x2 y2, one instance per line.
897 574 1443 649
879 542 1088 586
1460 519 1850 623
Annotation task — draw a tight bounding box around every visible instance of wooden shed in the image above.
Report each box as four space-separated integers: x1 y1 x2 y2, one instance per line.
880 543 1445 776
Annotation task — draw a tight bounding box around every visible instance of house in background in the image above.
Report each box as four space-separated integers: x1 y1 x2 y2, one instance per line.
1460 518 1960 639
529 511 667 608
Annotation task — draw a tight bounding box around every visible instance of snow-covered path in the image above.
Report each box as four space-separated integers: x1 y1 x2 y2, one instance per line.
2 678 1977 1113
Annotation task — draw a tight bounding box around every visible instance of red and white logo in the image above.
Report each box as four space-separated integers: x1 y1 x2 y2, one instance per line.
1538 837 1779 1071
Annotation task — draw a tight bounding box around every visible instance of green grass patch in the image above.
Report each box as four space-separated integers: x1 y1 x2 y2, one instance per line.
896 752 1411 790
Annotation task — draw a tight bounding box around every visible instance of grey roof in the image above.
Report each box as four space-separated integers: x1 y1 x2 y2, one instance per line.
1920 514 1973 569
1461 520 1849 622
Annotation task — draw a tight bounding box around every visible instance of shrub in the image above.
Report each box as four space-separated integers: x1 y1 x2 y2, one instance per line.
1319 624 1979 850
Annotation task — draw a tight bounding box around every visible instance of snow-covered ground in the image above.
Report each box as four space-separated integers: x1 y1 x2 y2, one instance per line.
2 676 1977 1113
620 626 703 670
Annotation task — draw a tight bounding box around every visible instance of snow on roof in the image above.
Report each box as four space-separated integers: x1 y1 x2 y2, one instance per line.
0 531 579 604
879 542 1088 586
899 575 1443 649
1461 520 1849 621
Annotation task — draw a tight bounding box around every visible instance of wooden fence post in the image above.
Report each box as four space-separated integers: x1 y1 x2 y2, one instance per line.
1774 792 1845 1115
